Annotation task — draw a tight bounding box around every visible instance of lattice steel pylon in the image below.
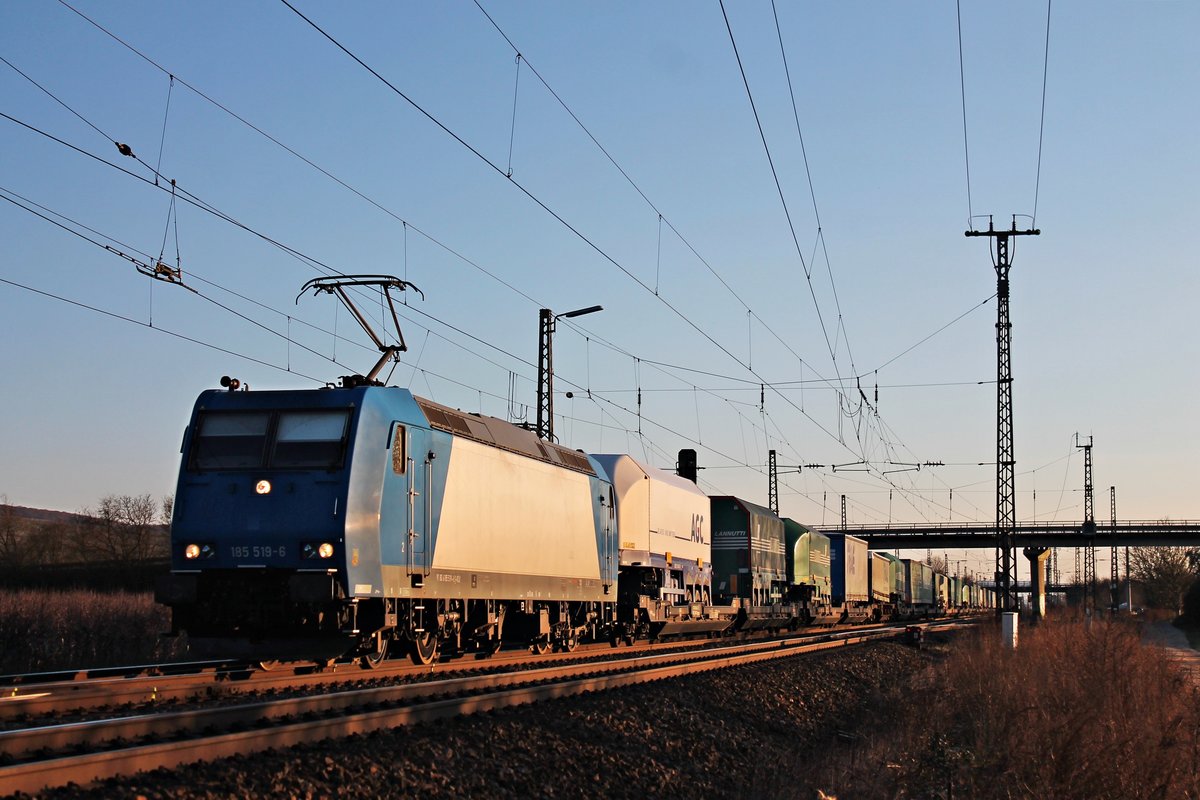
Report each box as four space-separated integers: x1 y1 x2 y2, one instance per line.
768 450 779 515
1110 486 1119 611
1078 434 1097 614
966 217 1039 612
536 308 555 441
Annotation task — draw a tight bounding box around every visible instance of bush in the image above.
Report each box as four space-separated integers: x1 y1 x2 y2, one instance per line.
812 616 1200 799
0 589 185 674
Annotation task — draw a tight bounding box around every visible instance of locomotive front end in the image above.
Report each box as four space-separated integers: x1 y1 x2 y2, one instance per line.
157 387 362 662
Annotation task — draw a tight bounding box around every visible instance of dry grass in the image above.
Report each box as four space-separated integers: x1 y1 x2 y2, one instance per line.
810 616 1200 800
0 588 185 674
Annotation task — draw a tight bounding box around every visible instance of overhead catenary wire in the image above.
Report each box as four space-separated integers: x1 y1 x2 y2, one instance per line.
0 183 775 501
51 0 977 489
0 121 795 500
272 0 917 484
14 1 1017 520
1032 0 1052 227
714 3 953 517
956 0 974 227
717 1 849 392
0 274 327 383
0 105 803 494
768 1 859 383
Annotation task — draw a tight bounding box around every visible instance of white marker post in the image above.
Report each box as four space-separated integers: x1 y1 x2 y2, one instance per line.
1002 611 1019 649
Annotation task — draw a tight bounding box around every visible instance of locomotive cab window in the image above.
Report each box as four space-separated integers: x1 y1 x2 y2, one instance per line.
272 410 351 469
189 412 270 469
188 409 351 471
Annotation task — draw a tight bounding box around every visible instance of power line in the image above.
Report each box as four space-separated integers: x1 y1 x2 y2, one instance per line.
275 0 905 477
1032 0 1052 227
276 0 781 389
717 0 846 388
0 187 360 374
0 104 804 490
956 0 974 227
22 5 999 519
55 1 958 496
0 120 791 491
49 0 851 464
768 0 859 379
53 0 547 313
0 275 326 383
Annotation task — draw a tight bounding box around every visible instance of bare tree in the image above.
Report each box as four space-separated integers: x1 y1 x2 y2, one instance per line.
925 553 949 574
1129 546 1199 614
79 494 169 561
0 496 27 565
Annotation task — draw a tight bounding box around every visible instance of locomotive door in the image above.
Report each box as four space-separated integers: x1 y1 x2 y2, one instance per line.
381 423 446 589
380 422 432 586
405 425 433 585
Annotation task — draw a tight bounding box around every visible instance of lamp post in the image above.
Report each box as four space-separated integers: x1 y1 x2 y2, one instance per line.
537 305 602 441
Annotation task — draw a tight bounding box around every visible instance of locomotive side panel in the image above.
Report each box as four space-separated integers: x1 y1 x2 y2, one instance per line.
419 437 608 601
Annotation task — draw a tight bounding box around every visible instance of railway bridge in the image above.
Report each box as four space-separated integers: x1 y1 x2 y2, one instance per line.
842 520 1200 616
843 520 1200 551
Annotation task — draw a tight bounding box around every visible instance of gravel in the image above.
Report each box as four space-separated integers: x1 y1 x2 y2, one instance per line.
15 639 936 800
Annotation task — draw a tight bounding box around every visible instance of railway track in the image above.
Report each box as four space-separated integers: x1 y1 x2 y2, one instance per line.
0 616 967 723
0 619 973 794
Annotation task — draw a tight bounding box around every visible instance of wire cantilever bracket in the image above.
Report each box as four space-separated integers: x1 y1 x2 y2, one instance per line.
297 274 423 386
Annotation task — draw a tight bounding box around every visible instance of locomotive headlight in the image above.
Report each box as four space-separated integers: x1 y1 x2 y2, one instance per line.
184 543 201 559
255 480 272 495
301 542 335 559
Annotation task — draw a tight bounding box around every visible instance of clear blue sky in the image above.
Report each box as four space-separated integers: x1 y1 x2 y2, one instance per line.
2 2 1196 581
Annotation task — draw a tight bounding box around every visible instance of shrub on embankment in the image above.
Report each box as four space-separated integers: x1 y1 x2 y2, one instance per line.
0 589 184 674
810 616 1200 799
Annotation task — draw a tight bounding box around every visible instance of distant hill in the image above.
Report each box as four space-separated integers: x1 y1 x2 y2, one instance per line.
4 505 93 526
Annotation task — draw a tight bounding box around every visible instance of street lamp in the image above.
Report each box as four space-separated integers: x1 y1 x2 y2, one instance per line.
537 305 602 441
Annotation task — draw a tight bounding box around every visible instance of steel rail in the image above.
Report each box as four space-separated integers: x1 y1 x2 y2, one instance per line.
0 620 967 794
0 618 918 721
0 624 900 751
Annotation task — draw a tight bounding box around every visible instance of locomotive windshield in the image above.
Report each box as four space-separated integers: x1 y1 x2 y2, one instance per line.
189 409 351 471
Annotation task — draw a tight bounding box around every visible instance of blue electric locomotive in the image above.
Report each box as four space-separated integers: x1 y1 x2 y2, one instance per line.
157 383 619 666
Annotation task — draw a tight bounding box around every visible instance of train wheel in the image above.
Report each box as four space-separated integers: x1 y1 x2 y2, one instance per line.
530 638 551 656
256 660 282 672
410 632 439 666
562 633 578 653
359 635 389 670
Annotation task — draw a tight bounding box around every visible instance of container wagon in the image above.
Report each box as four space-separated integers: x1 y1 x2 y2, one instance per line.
827 533 871 623
784 519 836 623
711 497 798 630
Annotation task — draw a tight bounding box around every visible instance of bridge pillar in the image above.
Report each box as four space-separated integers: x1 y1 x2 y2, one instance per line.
1024 546 1050 621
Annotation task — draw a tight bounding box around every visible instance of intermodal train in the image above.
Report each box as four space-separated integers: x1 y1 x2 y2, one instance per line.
156 382 994 668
